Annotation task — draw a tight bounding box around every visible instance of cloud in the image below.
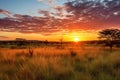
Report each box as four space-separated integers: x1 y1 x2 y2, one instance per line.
1 0 120 36
14 14 25 19
48 0 55 4
39 10 51 17
37 0 55 4
0 36 9 38
53 5 66 14
0 14 116 35
54 6 65 11
49 5 70 18
65 0 120 23
0 13 64 35
0 9 12 18
37 0 43 2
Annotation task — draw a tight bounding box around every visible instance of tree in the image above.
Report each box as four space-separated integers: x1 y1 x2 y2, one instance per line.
98 29 120 51
59 37 63 49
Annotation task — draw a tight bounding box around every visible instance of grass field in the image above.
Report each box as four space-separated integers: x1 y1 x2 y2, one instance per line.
0 44 120 80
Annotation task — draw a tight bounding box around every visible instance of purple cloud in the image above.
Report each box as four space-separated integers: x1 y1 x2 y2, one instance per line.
65 0 120 24
0 9 12 18
39 10 51 17
37 0 55 4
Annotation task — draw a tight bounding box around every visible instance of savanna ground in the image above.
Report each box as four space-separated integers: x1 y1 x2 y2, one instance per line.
0 43 120 80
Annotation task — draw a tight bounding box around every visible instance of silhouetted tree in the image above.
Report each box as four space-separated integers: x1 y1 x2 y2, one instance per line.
59 37 63 49
28 47 33 57
99 29 120 51
44 40 48 46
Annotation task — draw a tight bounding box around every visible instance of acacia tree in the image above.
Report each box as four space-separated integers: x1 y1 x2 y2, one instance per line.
99 29 120 51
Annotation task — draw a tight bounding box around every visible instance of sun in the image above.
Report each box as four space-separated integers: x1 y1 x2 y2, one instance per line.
74 37 79 42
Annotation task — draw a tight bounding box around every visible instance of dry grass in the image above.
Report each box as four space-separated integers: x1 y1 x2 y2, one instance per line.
0 45 120 80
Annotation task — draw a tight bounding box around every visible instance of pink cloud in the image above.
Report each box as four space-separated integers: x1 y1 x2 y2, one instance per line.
37 0 55 4
39 10 51 17
0 9 12 18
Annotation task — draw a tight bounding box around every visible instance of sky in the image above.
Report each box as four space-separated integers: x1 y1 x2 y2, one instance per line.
0 0 120 41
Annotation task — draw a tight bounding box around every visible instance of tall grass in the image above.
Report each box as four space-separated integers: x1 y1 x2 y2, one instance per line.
0 45 120 80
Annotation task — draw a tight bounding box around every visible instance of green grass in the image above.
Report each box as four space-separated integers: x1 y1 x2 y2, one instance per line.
0 46 120 80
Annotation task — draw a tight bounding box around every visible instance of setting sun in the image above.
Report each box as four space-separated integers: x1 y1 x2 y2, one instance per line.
74 37 79 42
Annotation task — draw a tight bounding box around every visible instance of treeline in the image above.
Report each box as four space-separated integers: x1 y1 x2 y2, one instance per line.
0 40 120 49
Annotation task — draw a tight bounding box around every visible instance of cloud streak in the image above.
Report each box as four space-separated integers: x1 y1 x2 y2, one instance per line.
0 36 9 39
0 9 12 18
37 0 56 4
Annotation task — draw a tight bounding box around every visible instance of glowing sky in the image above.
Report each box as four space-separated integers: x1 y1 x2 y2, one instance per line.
0 0 120 41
